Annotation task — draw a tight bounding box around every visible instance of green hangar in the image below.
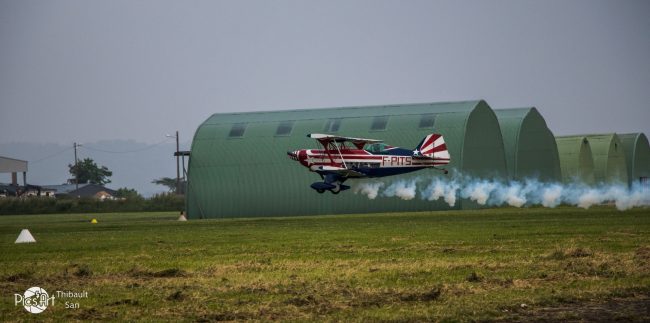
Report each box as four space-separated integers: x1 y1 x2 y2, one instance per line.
584 134 628 185
554 136 596 185
618 133 650 187
494 108 561 182
186 100 508 219
555 134 631 185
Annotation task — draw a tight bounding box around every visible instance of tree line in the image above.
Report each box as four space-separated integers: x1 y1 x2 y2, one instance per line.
68 157 185 196
0 158 187 214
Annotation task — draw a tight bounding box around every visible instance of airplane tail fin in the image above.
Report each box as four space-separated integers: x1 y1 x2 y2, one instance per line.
414 133 450 164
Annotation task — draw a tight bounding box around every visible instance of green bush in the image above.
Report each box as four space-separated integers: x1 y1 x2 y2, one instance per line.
0 194 185 215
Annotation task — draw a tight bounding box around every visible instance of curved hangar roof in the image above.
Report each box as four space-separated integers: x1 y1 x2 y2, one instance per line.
186 100 508 218
584 134 628 185
618 133 649 187
555 136 596 185
494 108 561 182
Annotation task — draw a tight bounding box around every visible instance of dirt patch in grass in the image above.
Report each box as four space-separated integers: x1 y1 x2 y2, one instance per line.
128 267 187 278
166 290 185 301
635 246 650 260
635 246 650 269
74 264 93 277
4 270 34 282
563 259 624 278
284 294 321 307
546 247 593 260
466 271 482 282
501 294 650 322
62 263 93 278
73 307 117 320
195 311 259 322
397 286 442 302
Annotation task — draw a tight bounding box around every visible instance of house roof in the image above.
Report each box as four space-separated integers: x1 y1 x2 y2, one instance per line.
41 183 116 197
66 184 117 198
41 183 90 194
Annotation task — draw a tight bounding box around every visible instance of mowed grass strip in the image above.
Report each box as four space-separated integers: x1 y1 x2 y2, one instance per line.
0 207 649 321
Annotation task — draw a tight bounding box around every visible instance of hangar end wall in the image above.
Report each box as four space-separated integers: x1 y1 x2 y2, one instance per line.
555 136 596 185
495 108 561 182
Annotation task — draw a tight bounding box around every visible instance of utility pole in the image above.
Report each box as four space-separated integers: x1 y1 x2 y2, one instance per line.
166 131 181 195
73 142 81 189
175 131 180 195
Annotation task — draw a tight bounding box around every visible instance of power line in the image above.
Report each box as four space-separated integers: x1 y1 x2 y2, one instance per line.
81 138 173 154
29 146 74 164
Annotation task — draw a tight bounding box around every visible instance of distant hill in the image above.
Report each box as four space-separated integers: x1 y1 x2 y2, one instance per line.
0 140 190 197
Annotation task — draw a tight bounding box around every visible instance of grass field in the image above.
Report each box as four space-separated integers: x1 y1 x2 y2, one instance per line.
1 207 649 321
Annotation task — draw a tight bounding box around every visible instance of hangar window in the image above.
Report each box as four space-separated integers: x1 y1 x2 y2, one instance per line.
228 123 247 138
324 118 342 133
419 114 436 128
275 121 294 136
370 116 389 131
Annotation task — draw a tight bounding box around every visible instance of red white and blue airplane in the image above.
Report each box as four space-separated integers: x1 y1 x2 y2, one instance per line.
288 133 450 194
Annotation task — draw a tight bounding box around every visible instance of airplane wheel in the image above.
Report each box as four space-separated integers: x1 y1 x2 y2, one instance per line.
330 189 340 194
316 189 325 194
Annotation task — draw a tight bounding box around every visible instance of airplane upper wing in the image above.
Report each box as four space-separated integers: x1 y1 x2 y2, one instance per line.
308 133 383 149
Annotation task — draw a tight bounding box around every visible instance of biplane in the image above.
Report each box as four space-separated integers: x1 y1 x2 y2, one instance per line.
288 133 450 194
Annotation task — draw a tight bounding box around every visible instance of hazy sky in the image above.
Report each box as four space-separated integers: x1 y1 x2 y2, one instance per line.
1 0 649 146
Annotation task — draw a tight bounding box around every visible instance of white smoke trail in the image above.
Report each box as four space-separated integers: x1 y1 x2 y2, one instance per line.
422 178 460 206
383 180 418 200
615 185 650 211
352 174 650 211
541 184 563 208
353 181 384 199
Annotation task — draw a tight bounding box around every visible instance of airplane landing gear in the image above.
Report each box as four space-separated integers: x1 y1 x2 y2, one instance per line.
311 181 351 194
330 183 350 194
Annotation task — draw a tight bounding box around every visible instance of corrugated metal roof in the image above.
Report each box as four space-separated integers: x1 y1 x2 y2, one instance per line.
202 100 482 124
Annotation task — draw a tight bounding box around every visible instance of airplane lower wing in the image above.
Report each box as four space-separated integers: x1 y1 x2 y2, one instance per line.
311 165 367 178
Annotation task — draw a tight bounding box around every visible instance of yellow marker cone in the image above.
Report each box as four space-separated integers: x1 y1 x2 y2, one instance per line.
91 219 98 224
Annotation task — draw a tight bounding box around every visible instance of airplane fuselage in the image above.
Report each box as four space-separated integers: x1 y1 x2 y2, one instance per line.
288 133 450 194
288 147 445 178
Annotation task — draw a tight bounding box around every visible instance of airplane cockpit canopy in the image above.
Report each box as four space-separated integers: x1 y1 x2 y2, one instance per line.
364 143 391 154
